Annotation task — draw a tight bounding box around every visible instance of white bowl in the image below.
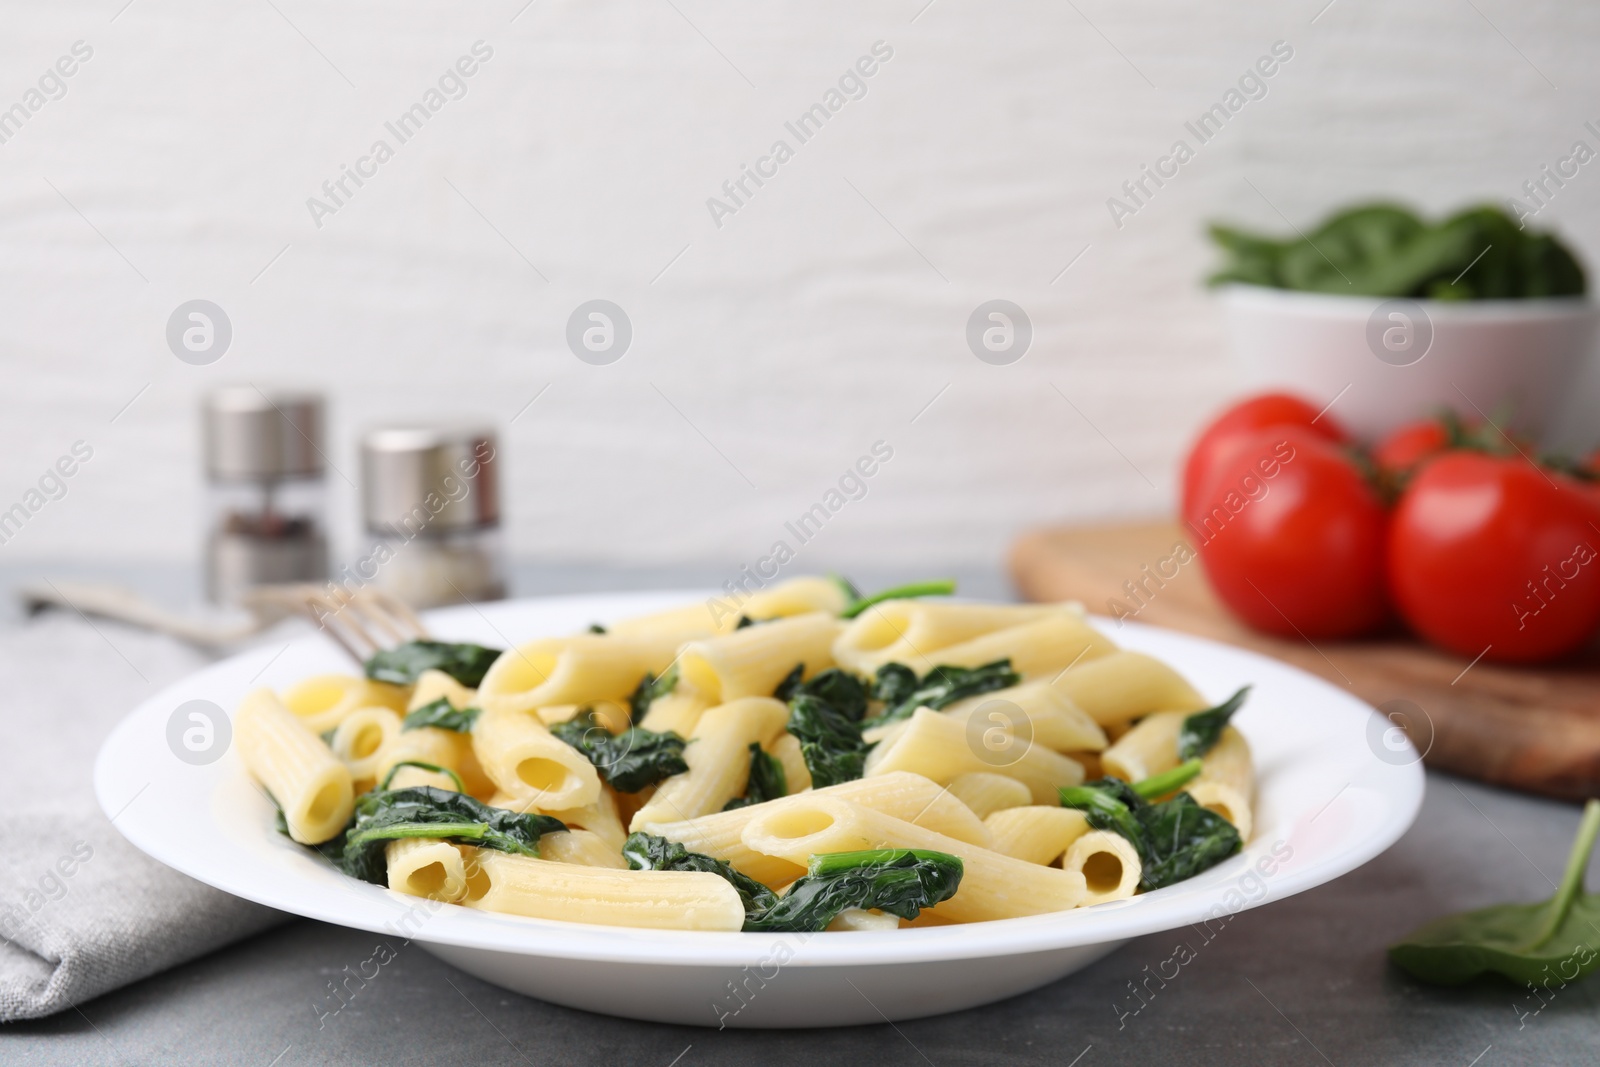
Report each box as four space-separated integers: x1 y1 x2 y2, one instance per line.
1219 285 1597 443
95 591 1423 1028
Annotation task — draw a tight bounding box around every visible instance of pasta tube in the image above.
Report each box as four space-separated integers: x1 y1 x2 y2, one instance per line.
539 829 628 869
1189 726 1254 842
1062 830 1141 905
766 732 812 793
1050 651 1208 728
374 722 493 796
236 688 353 845
926 612 1117 677
472 707 601 811
938 680 1109 753
282 674 406 734
740 797 1086 922
984 806 1090 865
1101 710 1185 783
641 771 991 887
864 707 1085 804
492 787 628 852
637 689 714 736
329 706 403 786
476 634 678 714
386 838 468 902
947 773 1033 819
677 613 841 703
460 849 746 931
832 602 1064 675
407 668 476 713
629 697 789 829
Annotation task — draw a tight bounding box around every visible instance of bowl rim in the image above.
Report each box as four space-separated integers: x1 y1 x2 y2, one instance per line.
1216 282 1596 321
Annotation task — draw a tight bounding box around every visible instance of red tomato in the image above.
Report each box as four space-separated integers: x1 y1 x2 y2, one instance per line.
1191 425 1388 639
1388 453 1600 663
1373 419 1451 479
1181 393 1349 526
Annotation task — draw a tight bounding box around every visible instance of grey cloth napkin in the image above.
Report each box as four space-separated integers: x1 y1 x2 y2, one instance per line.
0 609 290 1022
0 806 285 1021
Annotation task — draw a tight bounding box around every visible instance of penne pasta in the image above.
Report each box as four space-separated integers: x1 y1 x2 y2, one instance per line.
407 668 476 713
538 828 628 869
864 707 1085 804
1049 651 1208 728
937 680 1109 753
236 687 354 845
1101 710 1186 783
460 849 746 931
374 722 493 796
740 797 1086 922
536 699 630 734
766 732 811 794
637 689 714 737
1189 726 1254 842
629 697 789 829
827 908 901 932
475 634 678 714
386 838 468 902
925 611 1118 678
947 772 1033 819
1062 830 1141 905
282 674 407 734
677 613 842 704
641 771 991 887
329 706 403 786
492 787 628 853
472 706 601 811
832 601 1064 675
984 806 1091 866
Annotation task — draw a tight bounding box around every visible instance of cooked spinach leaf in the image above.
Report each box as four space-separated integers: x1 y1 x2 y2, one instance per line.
870 663 919 707
869 659 1021 725
723 742 788 811
364 640 502 688
628 665 678 724
831 574 862 602
550 710 688 794
788 694 869 788
623 834 962 932
1390 800 1600 986
624 831 778 919
400 697 481 733
1178 687 1250 760
326 786 566 884
743 848 964 933
840 579 958 620
587 623 608 634
1059 776 1241 891
773 666 868 721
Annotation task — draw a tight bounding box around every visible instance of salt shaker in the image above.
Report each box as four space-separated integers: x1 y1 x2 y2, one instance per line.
358 424 505 608
202 387 329 604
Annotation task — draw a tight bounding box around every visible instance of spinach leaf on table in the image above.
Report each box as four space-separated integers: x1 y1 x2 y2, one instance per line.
550 710 688 794
1177 686 1250 760
364 640 503 688
868 659 1021 726
723 742 789 811
1390 800 1600 986
324 786 567 885
401 697 481 733
1059 776 1241 891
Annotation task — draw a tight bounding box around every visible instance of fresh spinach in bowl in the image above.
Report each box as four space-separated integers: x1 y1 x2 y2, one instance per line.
1206 203 1585 300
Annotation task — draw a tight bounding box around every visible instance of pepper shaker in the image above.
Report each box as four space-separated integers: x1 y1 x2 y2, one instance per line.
357 424 505 608
202 387 329 604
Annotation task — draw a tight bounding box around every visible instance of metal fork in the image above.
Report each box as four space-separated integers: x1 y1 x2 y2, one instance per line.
243 584 430 665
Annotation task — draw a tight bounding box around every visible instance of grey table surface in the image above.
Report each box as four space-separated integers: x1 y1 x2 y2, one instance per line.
3 561 1598 1066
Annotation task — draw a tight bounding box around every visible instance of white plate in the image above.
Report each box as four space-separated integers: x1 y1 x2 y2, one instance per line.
96 591 1424 1028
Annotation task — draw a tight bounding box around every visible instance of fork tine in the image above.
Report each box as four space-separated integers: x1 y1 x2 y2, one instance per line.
364 589 429 641
308 588 381 663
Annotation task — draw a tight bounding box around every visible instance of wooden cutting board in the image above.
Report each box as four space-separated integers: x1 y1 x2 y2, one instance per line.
1010 521 1600 802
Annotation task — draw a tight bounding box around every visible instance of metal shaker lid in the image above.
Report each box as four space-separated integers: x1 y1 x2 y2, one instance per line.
202 387 325 481
361 425 500 535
